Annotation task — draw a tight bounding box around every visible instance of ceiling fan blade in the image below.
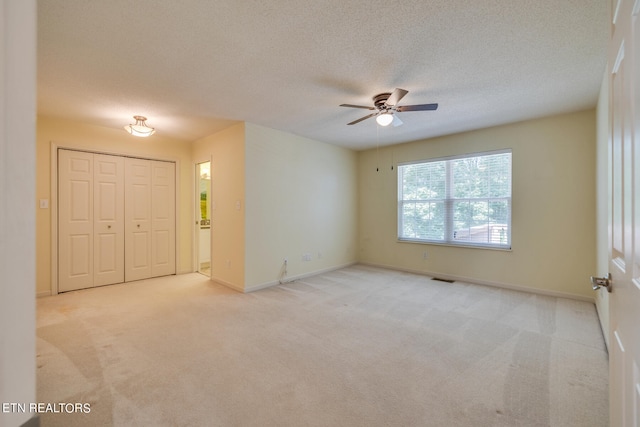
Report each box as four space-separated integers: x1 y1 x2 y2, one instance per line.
396 103 438 112
347 113 376 125
385 88 409 106
340 104 375 110
392 115 403 127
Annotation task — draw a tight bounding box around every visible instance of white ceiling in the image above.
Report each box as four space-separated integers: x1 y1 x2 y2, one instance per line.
37 1 608 150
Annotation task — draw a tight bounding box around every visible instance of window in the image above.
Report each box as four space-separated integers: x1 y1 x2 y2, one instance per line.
398 150 511 249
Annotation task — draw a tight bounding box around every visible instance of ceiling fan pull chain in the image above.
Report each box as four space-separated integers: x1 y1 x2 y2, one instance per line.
376 125 380 172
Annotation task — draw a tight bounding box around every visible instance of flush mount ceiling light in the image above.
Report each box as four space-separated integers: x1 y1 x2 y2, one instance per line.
375 112 394 126
124 115 155 137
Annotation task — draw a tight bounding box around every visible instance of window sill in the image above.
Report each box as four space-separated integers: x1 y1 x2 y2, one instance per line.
397 238 512 251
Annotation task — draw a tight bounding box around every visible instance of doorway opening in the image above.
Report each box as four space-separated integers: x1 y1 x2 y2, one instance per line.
196 161 211 276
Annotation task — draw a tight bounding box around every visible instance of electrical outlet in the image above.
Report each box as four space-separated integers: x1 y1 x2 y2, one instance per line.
302 253 312 261
423 251 428 260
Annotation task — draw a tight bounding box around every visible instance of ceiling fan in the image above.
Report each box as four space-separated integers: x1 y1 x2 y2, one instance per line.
340 88 438 127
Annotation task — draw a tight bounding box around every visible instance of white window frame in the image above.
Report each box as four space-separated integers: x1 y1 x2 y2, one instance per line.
397 149 512 250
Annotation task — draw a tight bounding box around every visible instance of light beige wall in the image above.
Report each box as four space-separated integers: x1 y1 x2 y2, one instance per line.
358 110 597 300
244 123 358 290
192 123 246 290
595 72 610 346
1 1 37 425
36 117 193 296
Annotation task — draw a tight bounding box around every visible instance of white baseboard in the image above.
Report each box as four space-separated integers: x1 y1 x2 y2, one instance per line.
243 261 358 293
358 262 595 303
209 276 244 293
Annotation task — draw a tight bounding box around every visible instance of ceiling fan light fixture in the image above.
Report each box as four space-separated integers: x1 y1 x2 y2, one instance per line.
124 115 156 137
376 112 394 127
340 88 438 126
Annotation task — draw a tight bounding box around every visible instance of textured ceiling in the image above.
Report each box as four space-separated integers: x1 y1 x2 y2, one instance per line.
37 0 608 150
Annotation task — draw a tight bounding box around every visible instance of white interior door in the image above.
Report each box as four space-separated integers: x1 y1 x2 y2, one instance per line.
151 160 176 277
125 157 152 282
58 149 94 292
93 153 125 286
608 0 640 424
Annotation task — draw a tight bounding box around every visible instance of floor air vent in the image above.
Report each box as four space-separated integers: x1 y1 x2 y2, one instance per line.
431 277 455 283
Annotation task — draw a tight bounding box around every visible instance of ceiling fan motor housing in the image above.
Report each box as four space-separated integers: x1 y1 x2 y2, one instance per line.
373 93 392 109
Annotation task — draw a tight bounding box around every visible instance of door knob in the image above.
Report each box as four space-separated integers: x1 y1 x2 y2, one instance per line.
590 273 612 293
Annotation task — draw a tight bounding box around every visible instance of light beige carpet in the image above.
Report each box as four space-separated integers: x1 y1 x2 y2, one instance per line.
36 265 608 426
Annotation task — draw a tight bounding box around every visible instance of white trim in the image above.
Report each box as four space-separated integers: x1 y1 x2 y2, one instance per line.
245 262 357 293
50 143 59 295
50 140 179 163
210 276 244 293
397 238 512 252
192 160 199 273
359 262 595 303
193 156 213 274
213 262 358 293
174 157 182 276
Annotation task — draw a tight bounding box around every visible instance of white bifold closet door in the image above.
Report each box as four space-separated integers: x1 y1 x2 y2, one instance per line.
58 150 125 292
124 157 176 282
58 150 175 292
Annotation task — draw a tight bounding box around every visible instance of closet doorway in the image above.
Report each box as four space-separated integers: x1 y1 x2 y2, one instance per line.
57 149 176 292
196 161 211 276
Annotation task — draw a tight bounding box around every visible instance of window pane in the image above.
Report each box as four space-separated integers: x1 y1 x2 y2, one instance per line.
488 200 509 245
453 200 490 243
423 202 445 240
453 200 470 238
452 158 489 198
487 154 511 198
401 202 418 238
401 201 444 240
401 161 445 200
451 153 511 199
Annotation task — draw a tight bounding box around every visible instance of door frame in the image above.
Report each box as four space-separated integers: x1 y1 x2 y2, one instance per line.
193 156 213 274
50 142 181 295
